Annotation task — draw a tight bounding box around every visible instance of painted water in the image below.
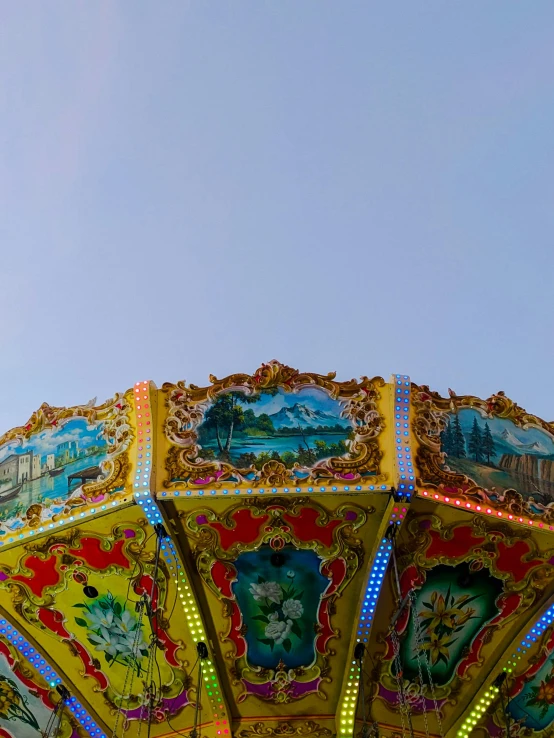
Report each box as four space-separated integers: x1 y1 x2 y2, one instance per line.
202 433 348 462
0 452 105 522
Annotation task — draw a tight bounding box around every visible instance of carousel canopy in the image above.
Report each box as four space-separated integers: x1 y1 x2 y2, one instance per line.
0 361 551 738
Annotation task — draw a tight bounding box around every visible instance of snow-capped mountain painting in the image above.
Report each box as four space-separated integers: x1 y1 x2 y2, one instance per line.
197 386 353 468
440 407 554 503
268 403 350 430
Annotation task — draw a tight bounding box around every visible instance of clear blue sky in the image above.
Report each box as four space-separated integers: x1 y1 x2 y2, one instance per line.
1 2 553 433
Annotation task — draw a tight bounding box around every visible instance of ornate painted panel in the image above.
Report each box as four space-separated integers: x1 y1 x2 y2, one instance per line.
368 506 554 735
0 635 80 738
160 361 389 490
0 506 199 737
0 393 134 544
412 385 554 523
169 491 392 721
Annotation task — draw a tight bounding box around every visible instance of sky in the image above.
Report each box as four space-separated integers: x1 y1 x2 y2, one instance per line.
1 2 554 433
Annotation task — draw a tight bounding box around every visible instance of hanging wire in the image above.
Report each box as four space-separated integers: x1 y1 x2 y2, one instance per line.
410 590 444 738
111 524 167 738
41 686 70 738
111 597 148 738
166 654 200 738
408 593 430 738
137 525 167 738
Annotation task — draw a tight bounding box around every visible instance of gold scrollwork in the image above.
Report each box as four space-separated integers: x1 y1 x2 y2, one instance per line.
162 360 386 488
411 384 554 523
181 496 370 703
237 721 333 738
0 392 134 503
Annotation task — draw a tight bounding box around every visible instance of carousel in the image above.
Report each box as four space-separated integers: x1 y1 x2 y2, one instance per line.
0 360 552 738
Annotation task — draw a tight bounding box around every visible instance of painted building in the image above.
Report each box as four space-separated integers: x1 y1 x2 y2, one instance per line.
31 454 41 480
56 441 78 465
0 452 35 485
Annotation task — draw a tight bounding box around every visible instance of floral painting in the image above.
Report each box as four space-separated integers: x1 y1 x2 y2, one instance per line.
0 653 51 738
507 657 554 730
73 592 149 675
400 563 503 686
232 546 329 669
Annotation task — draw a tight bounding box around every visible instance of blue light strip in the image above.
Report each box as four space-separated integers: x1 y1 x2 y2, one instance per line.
0 619 106 737
393 374 414 497
505 604 554 674
356 539 393 643
135 489 163 525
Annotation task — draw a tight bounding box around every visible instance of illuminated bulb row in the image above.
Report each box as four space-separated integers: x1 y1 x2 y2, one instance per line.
0 498 125 548
163 539 229 734
506 605 554 672
159 484 391 498
339 662 360 738
135 490 162 525
456 686 499 738
357 540 393 642
421 491 554 532
410 588 553 738
394 375 414 496
0 620 105 738
340 523 400 738
134 381 152 492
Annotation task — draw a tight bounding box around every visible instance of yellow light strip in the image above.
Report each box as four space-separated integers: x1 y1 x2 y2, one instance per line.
456 685 499 738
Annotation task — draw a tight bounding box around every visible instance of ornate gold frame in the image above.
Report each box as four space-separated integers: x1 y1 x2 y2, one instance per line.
180 496 372 703
0 392 133 507
162 360 386 488
412 384 554 522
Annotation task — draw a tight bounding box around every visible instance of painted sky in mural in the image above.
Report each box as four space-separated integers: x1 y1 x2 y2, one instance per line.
441 409 554 504
0 418 108 529
197 387 352 469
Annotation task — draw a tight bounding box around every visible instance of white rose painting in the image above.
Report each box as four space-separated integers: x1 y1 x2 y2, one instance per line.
248 577 304 653
233 546 330 670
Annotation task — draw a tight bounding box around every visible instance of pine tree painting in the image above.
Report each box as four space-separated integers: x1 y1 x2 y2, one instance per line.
440 419 453 456
481 422 496 464
468 418 484 463
451 415 466 458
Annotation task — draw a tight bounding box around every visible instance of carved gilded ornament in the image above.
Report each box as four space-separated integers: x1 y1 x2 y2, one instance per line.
237 721 333 738
411 384 554 524
0 392 133 512
373 513 554 710
181 497 372 703
162 360 386 488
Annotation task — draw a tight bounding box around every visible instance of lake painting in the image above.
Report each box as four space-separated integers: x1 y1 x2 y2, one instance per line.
0 417 108 532
441 408 554 504
197 386 353 470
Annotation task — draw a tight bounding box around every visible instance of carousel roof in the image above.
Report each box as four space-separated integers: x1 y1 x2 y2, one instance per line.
0 361 552 738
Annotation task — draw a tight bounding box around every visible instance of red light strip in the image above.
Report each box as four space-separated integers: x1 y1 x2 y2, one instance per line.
419 490 554 532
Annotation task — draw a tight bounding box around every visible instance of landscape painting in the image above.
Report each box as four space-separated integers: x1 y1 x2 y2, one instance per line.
0 417 108 533
197 386 353 470
441 409 554 504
